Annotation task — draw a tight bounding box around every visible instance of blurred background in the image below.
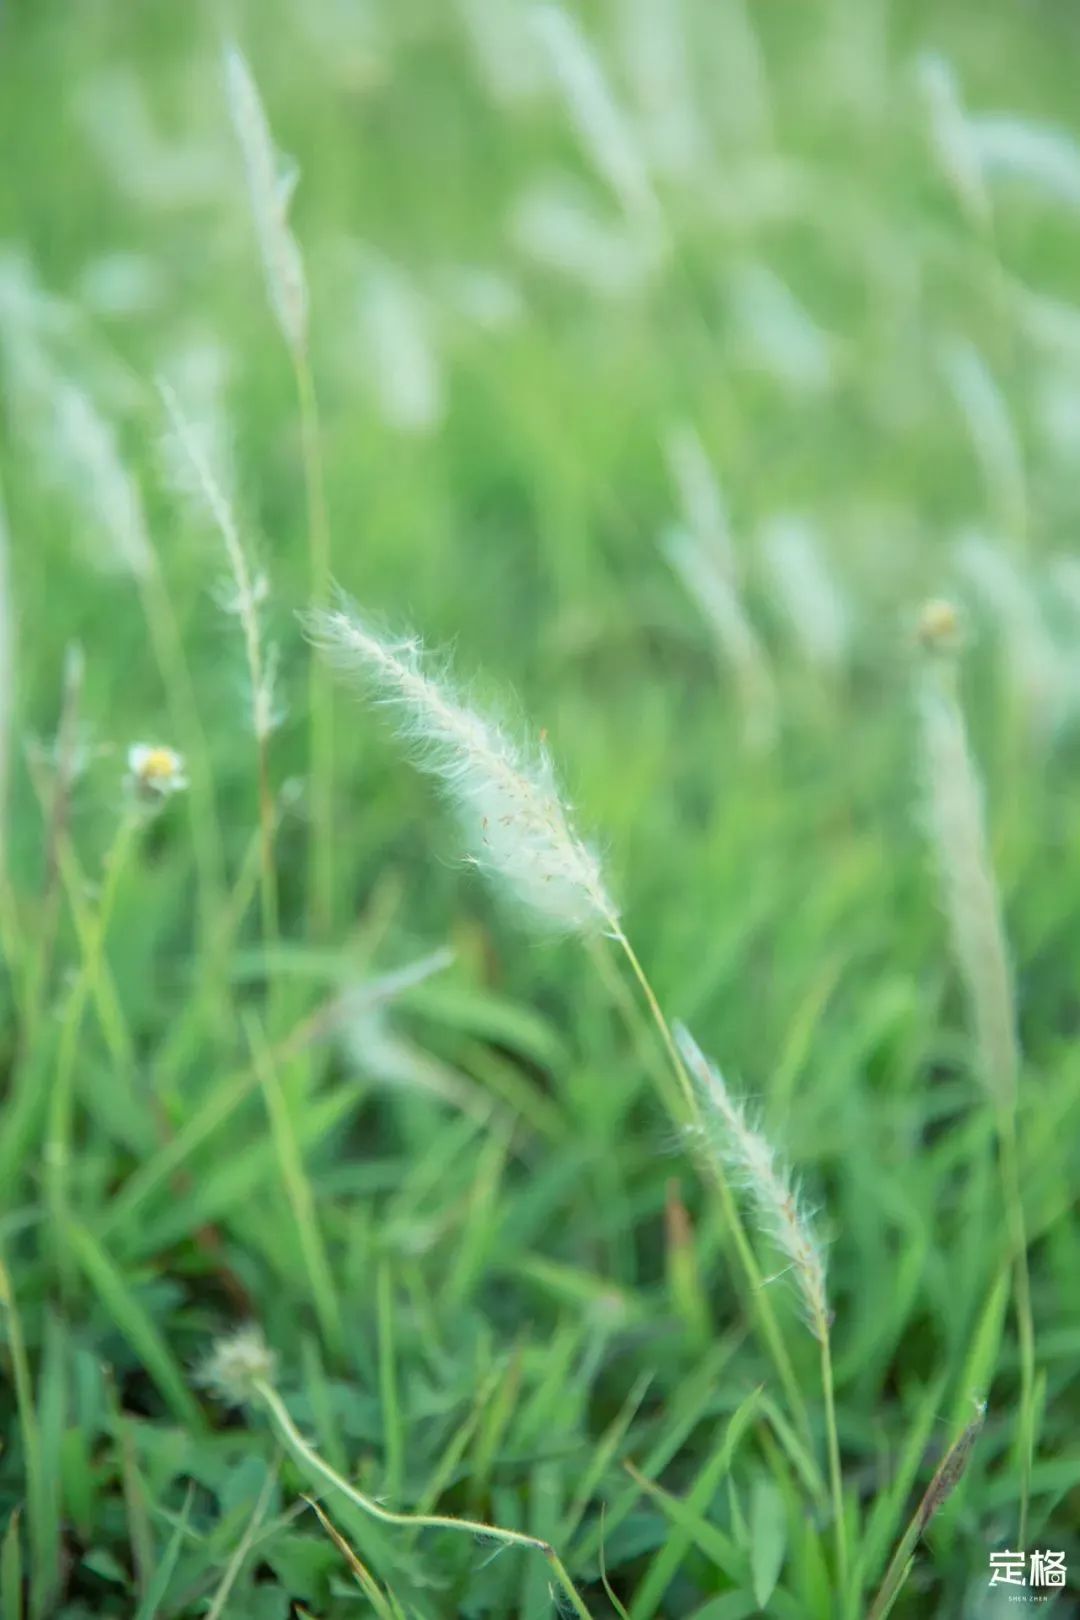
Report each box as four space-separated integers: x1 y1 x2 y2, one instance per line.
2 1 1080 1616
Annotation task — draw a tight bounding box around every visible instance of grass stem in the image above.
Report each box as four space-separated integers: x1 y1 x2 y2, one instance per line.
997 1107 1035 1547
607 925 814 1455
253 1378 594 1620
820 1330 849 1606
293 349 334 938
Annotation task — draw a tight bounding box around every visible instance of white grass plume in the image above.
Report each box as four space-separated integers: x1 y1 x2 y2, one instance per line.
969 113 1080 212
953 531 1062 734
941 337 1026 543
157 337 236 506
917 648 1019 1110
664 526 776 751
914 52 990 227
511 178 660 297
705 0 772 149
455 0 547 107
531 4 661 238
306 602 617 933
616 0 703 181
77 68 224 212
760 514 851 672
676 1025 829 1341
435 264 524 333
664 424 735 578
45 373 153 579
224 45 308 359
159 381 277 742
356 257 443 434
728 262 833 395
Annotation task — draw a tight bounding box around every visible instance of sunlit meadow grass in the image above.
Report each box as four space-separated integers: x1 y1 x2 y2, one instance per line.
2 2 1080 1617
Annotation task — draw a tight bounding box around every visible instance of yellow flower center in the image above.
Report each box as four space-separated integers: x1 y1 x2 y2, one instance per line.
141 748 179 782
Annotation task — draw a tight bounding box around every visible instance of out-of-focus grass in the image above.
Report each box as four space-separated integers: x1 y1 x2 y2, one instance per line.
2 1 1080 1616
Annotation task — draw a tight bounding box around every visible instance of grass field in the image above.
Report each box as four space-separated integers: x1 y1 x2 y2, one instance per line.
2 1 1080 1616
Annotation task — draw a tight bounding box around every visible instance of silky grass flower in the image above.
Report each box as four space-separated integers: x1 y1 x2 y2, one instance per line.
306 601 616 934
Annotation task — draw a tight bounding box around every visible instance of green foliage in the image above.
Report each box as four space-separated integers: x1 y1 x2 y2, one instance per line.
1 1 1079 1616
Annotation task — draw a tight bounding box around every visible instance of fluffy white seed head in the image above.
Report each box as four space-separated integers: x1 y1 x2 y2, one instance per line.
225 45 308 358
307 603 617 933
531 4 662 239
159 381 278 743
47 377 153 579
917 644 1019 1110
676 1025 829 1341
199 1325 277 1406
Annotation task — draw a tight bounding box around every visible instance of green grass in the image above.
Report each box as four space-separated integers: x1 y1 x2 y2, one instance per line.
2 0 1080 1615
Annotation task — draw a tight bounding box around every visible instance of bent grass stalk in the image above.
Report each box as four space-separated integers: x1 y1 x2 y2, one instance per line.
309 605 815 1451
159 381 278 947
25 751 132 1067
224 45 333 934
610 926 814 1455
251 1376 593 1620
676 1026 845 1596
46 810 141 1292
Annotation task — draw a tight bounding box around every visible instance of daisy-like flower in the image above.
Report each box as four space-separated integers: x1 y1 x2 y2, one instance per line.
917 596 964 655
127 742 188 802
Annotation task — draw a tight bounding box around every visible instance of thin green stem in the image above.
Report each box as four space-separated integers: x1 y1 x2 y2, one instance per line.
820 1331 848 1607
293 349 335 938
0 1249 56 1620
253 1379 593 1620
46 812 140 1289
203 1454 281 1620
997 1107 1034 1548
255 733 279 950
607 925 815 1455
246 1016 344 1357
610 927 694 1118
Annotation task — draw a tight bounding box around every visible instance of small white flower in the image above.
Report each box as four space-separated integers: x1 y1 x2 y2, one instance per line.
198 1325 277 1406
127 743 188 801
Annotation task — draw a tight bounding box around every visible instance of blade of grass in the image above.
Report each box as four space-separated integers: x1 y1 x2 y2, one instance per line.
65 1223 202 1428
